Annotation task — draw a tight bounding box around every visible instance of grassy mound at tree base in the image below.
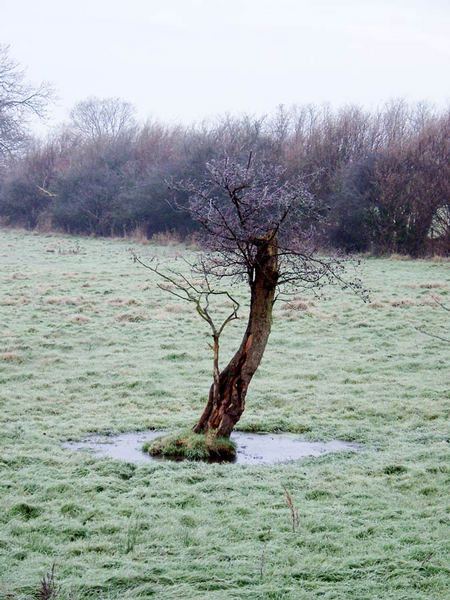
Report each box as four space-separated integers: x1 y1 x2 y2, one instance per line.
143 430 237 462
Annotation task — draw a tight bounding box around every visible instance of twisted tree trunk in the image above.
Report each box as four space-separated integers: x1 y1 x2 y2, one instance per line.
193 233 279 438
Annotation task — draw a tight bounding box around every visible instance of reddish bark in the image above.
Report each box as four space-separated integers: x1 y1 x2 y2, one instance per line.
193 233 279 438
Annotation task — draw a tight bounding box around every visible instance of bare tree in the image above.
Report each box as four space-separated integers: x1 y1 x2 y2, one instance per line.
372 110 450 256
0 44 53 163
133 257 241 415
137 154 365 445
70 97 137 141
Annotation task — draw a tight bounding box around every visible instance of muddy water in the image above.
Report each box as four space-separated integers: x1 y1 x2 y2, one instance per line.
63 430 358 465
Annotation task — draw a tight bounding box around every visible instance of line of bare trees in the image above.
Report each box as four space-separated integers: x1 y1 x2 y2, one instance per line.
0 45 448 256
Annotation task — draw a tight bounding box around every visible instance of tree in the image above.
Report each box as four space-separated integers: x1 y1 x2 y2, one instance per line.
70 97 137 142
371 111 450 257
329 156 379 253
136 154 365 455
0 45 52 164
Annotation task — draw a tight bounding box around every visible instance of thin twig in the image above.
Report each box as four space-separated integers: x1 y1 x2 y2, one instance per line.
282 485 300 532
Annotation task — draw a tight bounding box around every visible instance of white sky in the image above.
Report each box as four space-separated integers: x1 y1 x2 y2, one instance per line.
2 0 449 132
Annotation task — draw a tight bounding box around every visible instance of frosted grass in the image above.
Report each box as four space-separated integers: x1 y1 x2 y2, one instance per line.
0 229 448 599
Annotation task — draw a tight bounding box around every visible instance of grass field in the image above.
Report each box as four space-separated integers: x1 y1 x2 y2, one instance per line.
0 229 449 600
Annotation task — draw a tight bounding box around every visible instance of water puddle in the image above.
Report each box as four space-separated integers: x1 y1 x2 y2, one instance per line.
63 430 358 465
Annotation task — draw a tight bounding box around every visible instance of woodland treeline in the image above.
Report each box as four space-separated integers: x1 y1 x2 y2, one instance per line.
0 98 448 256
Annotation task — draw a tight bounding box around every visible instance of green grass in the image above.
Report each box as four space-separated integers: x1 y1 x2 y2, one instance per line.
0 229 449 599
145 430 237 461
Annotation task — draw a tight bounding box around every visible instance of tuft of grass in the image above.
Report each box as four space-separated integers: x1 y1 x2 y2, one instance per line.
430 255 449 263
0 296 28 306
45 296 82 305
115 311 147 322
1 351 22 362
10 502 42 520
36 564 60 600
368 300 386 309
165 303 192 313
68 315 91 324
390 297 416 307
145 429 237 461
108 297 141 306
383 464 408 475
418 281 448 289
149 230 181 246
281 296 315 311
390 253 413 260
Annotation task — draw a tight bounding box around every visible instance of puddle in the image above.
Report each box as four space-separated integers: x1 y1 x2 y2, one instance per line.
63 430 358 465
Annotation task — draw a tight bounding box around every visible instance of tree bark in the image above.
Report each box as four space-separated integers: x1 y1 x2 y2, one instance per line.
193 232 279 438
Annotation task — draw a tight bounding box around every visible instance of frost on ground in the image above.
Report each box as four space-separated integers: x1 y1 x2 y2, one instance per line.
0 230 448 600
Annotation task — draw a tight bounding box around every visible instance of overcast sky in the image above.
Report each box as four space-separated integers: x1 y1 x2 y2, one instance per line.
2 0 449 132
